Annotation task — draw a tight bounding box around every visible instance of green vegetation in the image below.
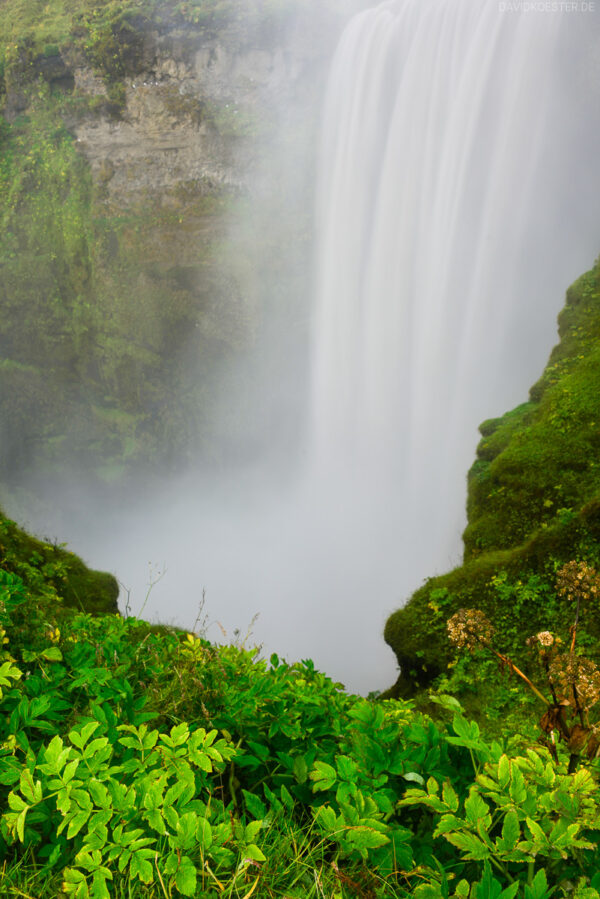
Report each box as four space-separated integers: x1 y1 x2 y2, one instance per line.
4 528 600 897
0 0 337 495
0 0 321 80
385 261 600 715
0 57 232 486
0 509 118 616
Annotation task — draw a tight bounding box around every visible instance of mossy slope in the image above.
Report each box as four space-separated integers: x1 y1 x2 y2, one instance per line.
0 508 118 615
384 261 600 700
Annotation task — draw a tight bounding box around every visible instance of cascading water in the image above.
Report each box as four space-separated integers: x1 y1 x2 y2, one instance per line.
13 1 600 695
310 0 600 606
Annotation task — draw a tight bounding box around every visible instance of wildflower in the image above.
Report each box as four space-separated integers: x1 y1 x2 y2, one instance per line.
447 609 494 651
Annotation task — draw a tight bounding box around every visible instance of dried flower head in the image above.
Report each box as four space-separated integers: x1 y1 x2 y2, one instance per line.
527 631 555 648
447 609 494 651
555 561 600 604
549 654 600 711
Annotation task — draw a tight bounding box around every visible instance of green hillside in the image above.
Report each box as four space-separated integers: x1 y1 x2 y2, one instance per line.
384 261 600 718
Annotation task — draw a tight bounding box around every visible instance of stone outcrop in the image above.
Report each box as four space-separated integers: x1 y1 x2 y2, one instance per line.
0 6 339 502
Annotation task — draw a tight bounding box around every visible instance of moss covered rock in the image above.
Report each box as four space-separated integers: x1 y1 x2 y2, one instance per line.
0 0 335 494
0 508 119 614
384 260 600 701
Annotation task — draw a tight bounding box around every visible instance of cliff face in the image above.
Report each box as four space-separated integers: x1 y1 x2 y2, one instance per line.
384 261 600 704
0 2 342 493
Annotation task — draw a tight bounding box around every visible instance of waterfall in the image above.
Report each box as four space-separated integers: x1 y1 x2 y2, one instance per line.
14 0 600 696
310 0 600 585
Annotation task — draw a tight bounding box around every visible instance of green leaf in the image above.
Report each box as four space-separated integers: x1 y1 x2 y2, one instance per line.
129 849 154 884
247 741 269 761
524 868 549 899
62 759 80 785
175 812 198 850
474 860 504 899
67 809 92 840
8 791 28 812
346 827 390 852
164 781 186 807
19 769 42 804
497 755 510 790
62 866 89 899
43 735 70 774
442 780 459 812
315 805 338 833
509 765 527 804
0 758 22 786
145 809 166 835
497 810 520 851
142 779 165 811
499 885 519 899
434 814 466 836
87 779 110 809
244 820 262 843
337 781 358 806
293 755 308 784
197 817 212 850
91 869 112 899
464 788 489 825
0 660 22 687
174 857 197 896
244 844 266 862
336 755 358 781
243 789 266 820
280 783 294 810
429 693 464 713
194 752 212 773
525 817 548 849
16 808 27 843
445 831 490 861
169 722 190 747
452 714 479 743
164 806 179 831
310 760 336 792
413 885 444 899
42 646 63 661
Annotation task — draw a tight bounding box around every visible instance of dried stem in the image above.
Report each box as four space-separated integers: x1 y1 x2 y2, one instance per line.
487 645 549 707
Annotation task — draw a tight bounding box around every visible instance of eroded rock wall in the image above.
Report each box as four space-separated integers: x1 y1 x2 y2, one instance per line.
0 8 334 499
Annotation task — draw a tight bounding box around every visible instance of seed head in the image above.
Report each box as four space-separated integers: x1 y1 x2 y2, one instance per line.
447 609 494 651
555 561 600 604
528 631 555 648
549 654 600 711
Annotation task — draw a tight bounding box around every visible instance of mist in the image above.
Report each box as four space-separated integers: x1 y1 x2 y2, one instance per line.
8 0 600 695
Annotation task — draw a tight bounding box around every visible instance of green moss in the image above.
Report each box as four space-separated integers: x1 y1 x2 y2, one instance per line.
0 0 317 84
384 262 600 707
0 508 119 614
0 75 237 485
463 265 600 558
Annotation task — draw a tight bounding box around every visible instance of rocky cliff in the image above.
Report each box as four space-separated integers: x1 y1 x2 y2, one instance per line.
0 1 351 502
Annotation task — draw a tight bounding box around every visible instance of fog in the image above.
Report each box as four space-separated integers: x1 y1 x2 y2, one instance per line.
10 0 600 695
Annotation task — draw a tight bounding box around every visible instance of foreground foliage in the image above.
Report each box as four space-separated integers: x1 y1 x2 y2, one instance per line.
3 549 600 897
